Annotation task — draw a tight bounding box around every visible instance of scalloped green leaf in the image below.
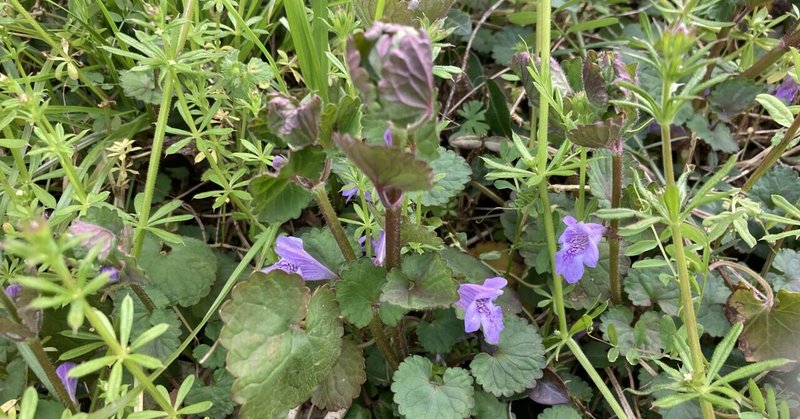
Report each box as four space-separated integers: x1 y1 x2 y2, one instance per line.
249 175 312 224
311 338 366 410
726 287 800 365
336 259 387 328
469 316 546 397
391 355 474 419
624 264 679 315
380 253 457 310
419 147 472 207
416 309 463 353
139 234 217 307
538 405 582 419
219 272 343 418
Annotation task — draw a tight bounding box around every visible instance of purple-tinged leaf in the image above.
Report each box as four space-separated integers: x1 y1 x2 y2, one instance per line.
267 94 322 150
377 28 434 127
527 369 571 405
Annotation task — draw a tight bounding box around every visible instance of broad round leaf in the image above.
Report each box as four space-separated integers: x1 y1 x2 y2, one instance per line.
470 316 546 397
336 259 387 328
726 287 800 365
419 147 472 207
219 272 343 418
391 355 474 419
380 253 457 310
139 235 217 307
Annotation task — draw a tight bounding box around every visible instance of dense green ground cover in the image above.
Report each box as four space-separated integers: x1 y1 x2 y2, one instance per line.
1 0 799 418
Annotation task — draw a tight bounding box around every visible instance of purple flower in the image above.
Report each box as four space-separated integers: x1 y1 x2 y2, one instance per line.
272 155 287 170
359 231 386 266
262 236 337 281
456 277 507 344
56 362 78 404
383 128 393 146
555 216 606 284
341 184 373 203
99 266 119 284
774 77 800 103
5 284 22 300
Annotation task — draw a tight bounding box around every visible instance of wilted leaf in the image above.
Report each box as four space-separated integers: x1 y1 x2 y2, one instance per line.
391 355 474 419
526 368 571 405
311 338 366 410
725 287 800 365
219 272 343 418
470 316 547 397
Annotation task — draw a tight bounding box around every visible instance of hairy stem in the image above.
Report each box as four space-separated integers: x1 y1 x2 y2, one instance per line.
312 184 357 262
29 338 78 412
577 147 588 220
384 204 402 271
609 150 622 304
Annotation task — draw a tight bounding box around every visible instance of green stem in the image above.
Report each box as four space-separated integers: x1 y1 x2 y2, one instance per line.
576 147 588 220
661 123 713 419
609 151 622 305
742 113 800 192
369 316 399 370
374 0 386 21
131 73 174 258
312 184 357 262
537 184 567 335
742 27 800 80
566 338 629 419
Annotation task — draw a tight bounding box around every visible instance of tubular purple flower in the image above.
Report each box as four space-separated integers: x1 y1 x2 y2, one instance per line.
456 277 507 344
341 184 373 203
555 216 606 284
774 76 800 103
272 155 287 170
383 128 393 146
5 284 22 300
360 231 387 266
262 236 338 281
56 362 78 404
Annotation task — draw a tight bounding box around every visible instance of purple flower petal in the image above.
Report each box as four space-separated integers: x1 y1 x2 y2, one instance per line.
372 231 386 266
774 77 800 103
99 266 119 284
56 362 78 404
555 216 605 283
5 284 22 300
272 155 287 170
384 128 393 146
262 236 337 281
341 185 359 202
456 277 507 344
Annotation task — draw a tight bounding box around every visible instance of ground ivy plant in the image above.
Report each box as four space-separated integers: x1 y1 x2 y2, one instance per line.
1 0 799 418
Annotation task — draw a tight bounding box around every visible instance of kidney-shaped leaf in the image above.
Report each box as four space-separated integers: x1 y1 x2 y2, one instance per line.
219 272 343 418
391 355 474 419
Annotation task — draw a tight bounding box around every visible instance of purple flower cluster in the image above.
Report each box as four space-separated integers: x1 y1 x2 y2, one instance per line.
555 216 605 284
456 277 507 344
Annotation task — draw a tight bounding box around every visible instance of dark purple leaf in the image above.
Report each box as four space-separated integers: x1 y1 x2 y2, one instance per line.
267 94 322 150
527 369 571 405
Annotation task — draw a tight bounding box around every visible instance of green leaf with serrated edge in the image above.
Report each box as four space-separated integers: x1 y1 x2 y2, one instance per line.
685 114 738 153
139 234 217 307
696 272 732 337
125 295 181 359
250 176 312 224
537 405 582 419
440 247 495 283
391 355 474 419
119 70 162 104
400 217 444 247
470 316 547 397
416 309 463 353
380 253 457 310
725 288 800 365
472 391 507 419
336 259 386 328
311 339 366 410
600 306 664 361
301 228 351 276
708 77 764 122
335 133 433 194
419 147 472 207
624 264 679 315
768 249 800 292
185 369 235 419
219 272 343 418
